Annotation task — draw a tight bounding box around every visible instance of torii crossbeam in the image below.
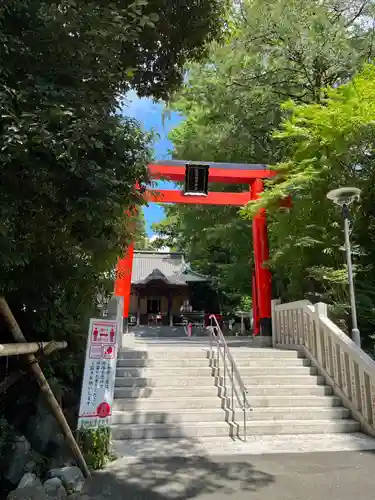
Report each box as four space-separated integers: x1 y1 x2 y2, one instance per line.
115 160 286 337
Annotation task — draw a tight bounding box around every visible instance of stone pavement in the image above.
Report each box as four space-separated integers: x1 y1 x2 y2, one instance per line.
82 447 375 500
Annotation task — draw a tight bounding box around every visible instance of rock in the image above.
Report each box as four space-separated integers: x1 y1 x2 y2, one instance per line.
3 436 31 485
48 466 85 494
24 450 47 476
47 454 73 471
27 412 65 457
26 381 66 459
44 477 67 499
6 485 45 500
18 473 42 489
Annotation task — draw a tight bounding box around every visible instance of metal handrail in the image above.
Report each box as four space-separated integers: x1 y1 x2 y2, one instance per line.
208 314 251 441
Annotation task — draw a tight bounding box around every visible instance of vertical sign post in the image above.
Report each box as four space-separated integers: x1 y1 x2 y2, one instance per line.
77 318 119 429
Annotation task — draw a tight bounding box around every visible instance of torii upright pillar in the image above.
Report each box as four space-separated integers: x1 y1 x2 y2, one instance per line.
251 179 272 336
114 242 134 334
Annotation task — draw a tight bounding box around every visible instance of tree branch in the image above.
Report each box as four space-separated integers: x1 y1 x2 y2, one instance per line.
344 1 369 27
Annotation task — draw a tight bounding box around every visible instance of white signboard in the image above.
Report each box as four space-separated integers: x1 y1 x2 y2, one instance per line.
78 318 119 429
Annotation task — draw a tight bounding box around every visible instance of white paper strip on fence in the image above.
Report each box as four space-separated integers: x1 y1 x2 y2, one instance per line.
77 318 119 430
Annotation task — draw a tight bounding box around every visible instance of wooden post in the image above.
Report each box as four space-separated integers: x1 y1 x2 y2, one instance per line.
0 298 91 478
0 340 65 395
0 341 67 357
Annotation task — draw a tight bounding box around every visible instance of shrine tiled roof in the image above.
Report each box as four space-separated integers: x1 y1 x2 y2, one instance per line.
131 251 207 285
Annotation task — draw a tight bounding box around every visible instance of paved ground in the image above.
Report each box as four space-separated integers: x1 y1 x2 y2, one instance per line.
82 449 375 500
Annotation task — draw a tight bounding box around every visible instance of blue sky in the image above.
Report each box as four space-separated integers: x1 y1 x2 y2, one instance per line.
122 91 183 236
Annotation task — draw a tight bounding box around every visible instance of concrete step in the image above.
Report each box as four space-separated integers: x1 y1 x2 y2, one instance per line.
145 345 209 351
225 358 312 367
229 349 302 358
113 386 219 399
116 358 210 368
117 348 304 361
114 376 215 388
233 375 325 386
246 407 350 421
111 409 224 425
110 406 349 425
118 349 207 360
236 419 360 435
116 358 151 368
113 397 228 411
115 365 317 379
220 374 325 387
117 350 149 360
115 356 312 369
111 418 359 440
116 366 213 378
113 383 333 399
221 366 317 376
111 421 230 440
247 395 342 408
236 385 333 397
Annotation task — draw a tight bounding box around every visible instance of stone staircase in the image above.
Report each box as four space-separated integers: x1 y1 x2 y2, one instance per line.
111 343 229 441
110 338 370 456
228 347 360 435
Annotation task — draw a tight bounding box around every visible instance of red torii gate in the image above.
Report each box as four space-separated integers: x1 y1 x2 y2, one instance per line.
114 160 282 336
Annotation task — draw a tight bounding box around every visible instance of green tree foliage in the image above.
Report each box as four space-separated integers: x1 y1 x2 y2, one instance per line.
134 211 157 250
170 0 375 164
242 65 375 345
135 211 150 250
153 0 375 317
0 0 227 402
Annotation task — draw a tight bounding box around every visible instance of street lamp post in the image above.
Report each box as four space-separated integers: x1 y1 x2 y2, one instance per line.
327 187 361 348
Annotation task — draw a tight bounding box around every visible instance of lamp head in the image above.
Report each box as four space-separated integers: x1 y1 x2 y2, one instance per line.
326 187 361 207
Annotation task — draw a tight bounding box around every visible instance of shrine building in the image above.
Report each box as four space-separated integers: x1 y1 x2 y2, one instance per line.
128 251 208 326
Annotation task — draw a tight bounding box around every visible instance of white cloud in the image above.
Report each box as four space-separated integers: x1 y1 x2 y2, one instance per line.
149 234 170 252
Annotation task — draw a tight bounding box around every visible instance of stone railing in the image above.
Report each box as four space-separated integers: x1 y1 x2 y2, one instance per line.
271 299 375 436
